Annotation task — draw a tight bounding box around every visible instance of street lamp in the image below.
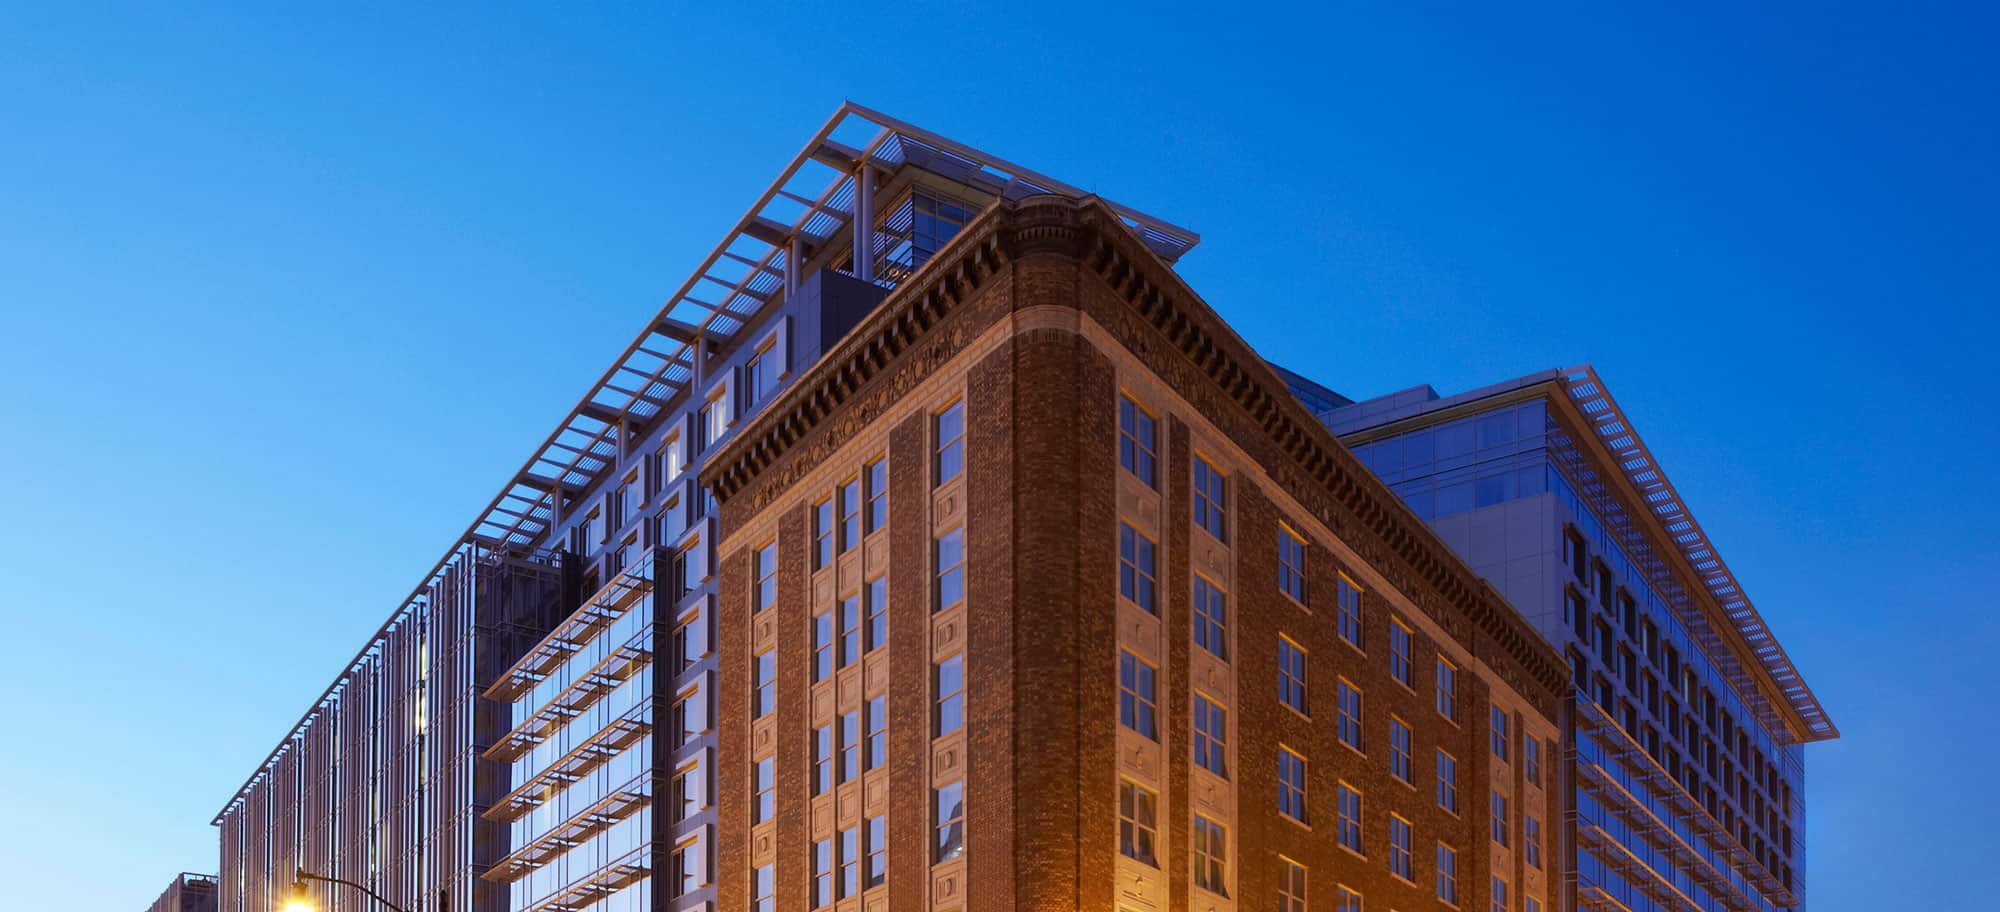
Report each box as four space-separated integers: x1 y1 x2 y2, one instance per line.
285 867 445 912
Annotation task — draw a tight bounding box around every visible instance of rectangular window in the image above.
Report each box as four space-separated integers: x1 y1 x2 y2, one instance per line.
935 401 965 486
1528 898 1542 912
1390 718 1412 783
1389 619 1412 687
1336 575 1362 648
866 814 887 888
1118 780 1160 867
840 710 861 782
665 430 687 483
1336 885 1361 912
1193 575 1228 660
813 837 834 908
1193 815 1228 896
839 592 862 668
865 457 889 532
1490 790 1509 847
1389 815 1413 881
753 863 774 912
1525 737 1541 787
935 527 965 612
934 782 965 861
1436 843 1458 905
865 694 887 770
1119 396 1157 487
1278 637 1308 716
1437 750 1458 814
813 611 835 682
753 756 775 823
814 498 835 570
865 575 888 653
1436 659 1458 722
754 650 776 717
935 655 965 737
1192 455 1227 540
1119 650 1159 740
1278 747 1309 824
813 723 834 795
755 541 777 613
839 476 862 553
1278 527 1307 602
1337 680 1363 752
1279 858 1307 912
1193 693 1228 778
1491 705 1510 762
839 826 860 899
1119 523 1157 613
1525 815 1542 869
1337 783 1363 854
1490 876 1507 912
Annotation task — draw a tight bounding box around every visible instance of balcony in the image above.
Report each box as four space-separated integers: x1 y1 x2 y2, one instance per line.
521 844 650 912
484 633 651 763
485 699 654 823
485 552 655 704
483 781 651 883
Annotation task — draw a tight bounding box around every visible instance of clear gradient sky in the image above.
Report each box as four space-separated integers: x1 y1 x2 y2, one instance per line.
2 3 1994 909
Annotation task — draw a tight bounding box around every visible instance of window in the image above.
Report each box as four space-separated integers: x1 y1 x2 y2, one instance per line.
839 826 860 899
935 655 965 737
664 430 687 483
1337 680 1363 752
1278 637 1308 716
935 528 965 612
753 756 775 823
1193 815 1228 896
1437 750 1458 813
1193 576 1228 660
865 815 887 888
1279 858 1307 912
1336 783 1362 854
812 837 834 908
1118 780 1160 866
1119 650 1158 739
813 723 834 795
1490 877 1507 912
841 710 862 781
934 782 965 861
1278 747 1308 823
839 592 862 667
865 457 888 532
753 864 774 912
1491 705 1510 762
1525 737 1541 787
1119 396 1157 487
1525 815 1542 869
1436 843 1458 905
672 759 702 822
1390 718 1412 783
839 476 862 553
754 650 776 717
1119 523 1157 613
935 401 965 485
1336 576 1362 648
1335 885 1361 912
911 193 970 263
1193 693 1228 778
866 694 887 770
813 611 835 682
1278 527 1306 602
1527 898 1542 912
755 541 777 613
1436 659 1458 722
861 575 888 653
1192 455 1227 540
1389 619 1412 687
1389 815 1413 881
814 499 835 569
1490 791 1509 847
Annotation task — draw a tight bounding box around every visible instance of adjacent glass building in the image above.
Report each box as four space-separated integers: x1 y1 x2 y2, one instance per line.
1286 366 1837 912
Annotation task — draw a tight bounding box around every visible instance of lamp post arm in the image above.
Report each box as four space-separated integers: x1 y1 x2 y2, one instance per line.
296 868 417 912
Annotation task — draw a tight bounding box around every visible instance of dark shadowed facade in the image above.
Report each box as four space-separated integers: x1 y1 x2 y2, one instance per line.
146 873 219 912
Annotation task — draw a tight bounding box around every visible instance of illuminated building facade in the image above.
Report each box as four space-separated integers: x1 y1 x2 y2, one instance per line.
1305 369 1838 912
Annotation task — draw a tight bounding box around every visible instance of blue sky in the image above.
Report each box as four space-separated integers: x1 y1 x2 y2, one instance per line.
2 3 1993 908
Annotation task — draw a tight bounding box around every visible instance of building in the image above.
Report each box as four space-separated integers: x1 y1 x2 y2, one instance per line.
1302 369 1837 912
698 192 1569 912
146 873 220 912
